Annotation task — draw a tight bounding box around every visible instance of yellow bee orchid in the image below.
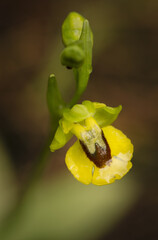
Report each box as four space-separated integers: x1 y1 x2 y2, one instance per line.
50 101 133 185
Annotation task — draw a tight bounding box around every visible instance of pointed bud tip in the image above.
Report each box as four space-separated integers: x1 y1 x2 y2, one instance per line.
49 74 55 79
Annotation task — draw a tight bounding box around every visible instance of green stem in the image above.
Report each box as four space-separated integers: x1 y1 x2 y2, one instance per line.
68 89 83 108
22 131 53 194
0 123 58 240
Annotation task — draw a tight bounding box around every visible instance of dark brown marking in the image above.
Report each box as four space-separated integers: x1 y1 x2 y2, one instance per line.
80 131 112 168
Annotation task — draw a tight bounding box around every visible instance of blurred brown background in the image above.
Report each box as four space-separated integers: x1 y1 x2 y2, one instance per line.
0 0 158 240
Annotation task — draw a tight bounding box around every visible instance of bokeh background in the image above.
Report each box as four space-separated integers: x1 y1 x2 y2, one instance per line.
0 0 158 239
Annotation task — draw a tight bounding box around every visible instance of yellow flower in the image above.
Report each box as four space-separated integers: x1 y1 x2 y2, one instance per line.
50 101 133 185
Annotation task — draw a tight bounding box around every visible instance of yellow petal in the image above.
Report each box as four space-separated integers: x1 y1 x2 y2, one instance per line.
92 157 132 185
102 126 134 161
65 140 93 184
92 126 133 185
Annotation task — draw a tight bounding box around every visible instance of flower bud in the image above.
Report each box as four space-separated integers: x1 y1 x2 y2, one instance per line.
62 12 84 46
60 45 85 68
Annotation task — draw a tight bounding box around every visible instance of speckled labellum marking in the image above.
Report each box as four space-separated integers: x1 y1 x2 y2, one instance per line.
80 131 112 168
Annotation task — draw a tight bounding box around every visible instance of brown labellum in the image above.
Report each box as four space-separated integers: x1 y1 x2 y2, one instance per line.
80 131 112 168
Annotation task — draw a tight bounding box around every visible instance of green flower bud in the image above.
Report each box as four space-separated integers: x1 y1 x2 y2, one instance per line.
62 12 84 46
60 45 85 68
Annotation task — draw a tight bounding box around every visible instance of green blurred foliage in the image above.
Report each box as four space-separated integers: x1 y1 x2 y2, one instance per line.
0 169 141 240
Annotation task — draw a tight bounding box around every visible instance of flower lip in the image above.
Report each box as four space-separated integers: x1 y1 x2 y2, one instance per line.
79 130 112 168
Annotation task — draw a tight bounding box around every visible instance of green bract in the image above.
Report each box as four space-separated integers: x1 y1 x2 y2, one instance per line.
50 101 122 152
47 74 65 122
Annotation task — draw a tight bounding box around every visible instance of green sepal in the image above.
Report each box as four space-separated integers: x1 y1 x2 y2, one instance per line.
50 125 73 152
60 101 95 134
93 102 106 109
47 74 65 118
60 118 74 134
93 104 122 127
63 103 93 123
82 100 95 114
62 12 85 46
